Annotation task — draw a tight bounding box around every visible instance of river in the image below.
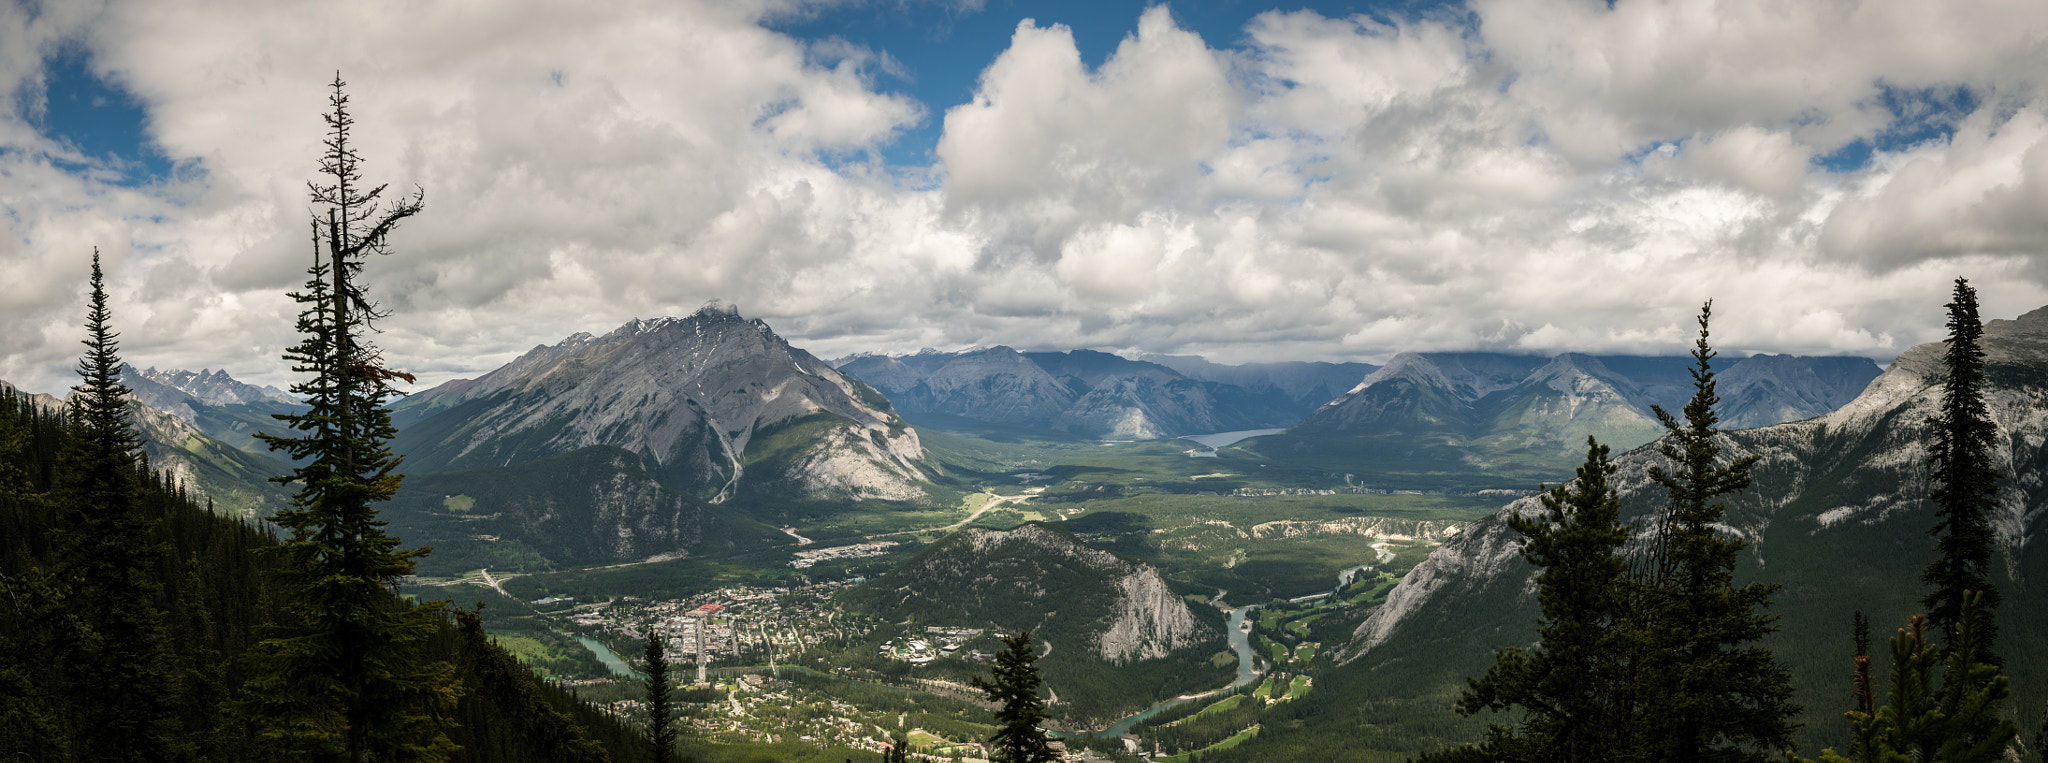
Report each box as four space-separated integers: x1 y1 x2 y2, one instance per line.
570 633 643 679
1048 604 1264 740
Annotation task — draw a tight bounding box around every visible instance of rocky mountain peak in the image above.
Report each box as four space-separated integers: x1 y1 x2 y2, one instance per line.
119 365 299 424
1349 353 1452 396
392 309 933 503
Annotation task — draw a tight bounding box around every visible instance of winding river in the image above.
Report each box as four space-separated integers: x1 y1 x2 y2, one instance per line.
1047 604 1264 740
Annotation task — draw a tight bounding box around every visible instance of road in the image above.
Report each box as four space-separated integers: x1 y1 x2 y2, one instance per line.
867 489 1042 540
416 567 519 600
478 568 515 599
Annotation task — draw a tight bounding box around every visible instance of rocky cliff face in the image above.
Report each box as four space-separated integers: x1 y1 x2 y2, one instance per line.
846 523 1215 663
128 403 292 518
392 308 934 503
1096 568 1210 663
117 365 306 455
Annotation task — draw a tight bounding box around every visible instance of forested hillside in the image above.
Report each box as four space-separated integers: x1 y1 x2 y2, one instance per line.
0 385 656 761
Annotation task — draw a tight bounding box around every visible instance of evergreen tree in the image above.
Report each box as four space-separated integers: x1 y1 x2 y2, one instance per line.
645 627 677 763
1920 278 2002 656
0 560 72 760
1852 611 1874 717
241 74 458 763
885 734 910 762
50 250 184 761
971 630 1058 763
1428 436 1631 762
1627 301 1798 762
1808 594 2015 763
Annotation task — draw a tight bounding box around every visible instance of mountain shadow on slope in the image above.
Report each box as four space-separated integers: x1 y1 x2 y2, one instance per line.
384 444 784 577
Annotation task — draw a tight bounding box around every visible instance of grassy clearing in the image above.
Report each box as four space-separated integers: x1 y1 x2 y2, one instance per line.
1282 675 1313 701
1179 694 1245 725
1161 725 1261 761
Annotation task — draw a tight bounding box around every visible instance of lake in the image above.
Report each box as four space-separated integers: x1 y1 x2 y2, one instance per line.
1178 428 1285 450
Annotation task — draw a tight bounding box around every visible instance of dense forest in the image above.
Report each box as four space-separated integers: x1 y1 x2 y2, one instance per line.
0 368 668 762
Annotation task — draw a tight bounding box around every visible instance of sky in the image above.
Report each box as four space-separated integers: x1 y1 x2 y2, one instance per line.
4 0 2048 394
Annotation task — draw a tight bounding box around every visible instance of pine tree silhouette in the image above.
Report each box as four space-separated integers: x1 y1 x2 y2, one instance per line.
51 250 183 762
240 74 458 763
1921 277 2002 657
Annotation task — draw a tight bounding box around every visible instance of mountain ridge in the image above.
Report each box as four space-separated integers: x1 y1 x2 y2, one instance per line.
391 308 937 505
838 348 1320 439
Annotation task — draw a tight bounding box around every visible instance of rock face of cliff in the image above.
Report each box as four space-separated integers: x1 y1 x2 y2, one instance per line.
392 307 935 504
843 522 1214 663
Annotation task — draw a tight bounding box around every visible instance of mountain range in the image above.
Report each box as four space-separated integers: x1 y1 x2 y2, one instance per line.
835 348 1374 439
0 377 291 519
120 364 305 455
1242 307 2048 757
1253 351 1882 487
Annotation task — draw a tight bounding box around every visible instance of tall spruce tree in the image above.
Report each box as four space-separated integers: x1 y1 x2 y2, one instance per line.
50 250 183 761
1920 277 2001 656
1427 436 1632 762
644 628 677 763
1627 301 1798 762
1851 611 1874 717
241 74 459 763
972 630 1058 763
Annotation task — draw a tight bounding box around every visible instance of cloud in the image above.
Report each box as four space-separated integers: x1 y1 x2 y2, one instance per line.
1820 107 2048 270
937 6 1238 250
2 0 2047 395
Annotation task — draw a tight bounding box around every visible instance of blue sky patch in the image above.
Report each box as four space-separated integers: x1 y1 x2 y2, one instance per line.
29 49 173 185
1815 83 1978 173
